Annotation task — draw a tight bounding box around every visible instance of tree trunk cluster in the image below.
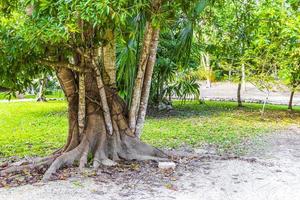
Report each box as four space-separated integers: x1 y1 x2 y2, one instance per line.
0 0 167 181
43 23 166 181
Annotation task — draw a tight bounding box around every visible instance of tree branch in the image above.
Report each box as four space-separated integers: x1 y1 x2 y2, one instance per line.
39 59 84 72
91 58 113 135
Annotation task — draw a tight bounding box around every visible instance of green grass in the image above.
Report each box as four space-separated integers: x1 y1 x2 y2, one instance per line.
142 101 300 152
0 101 68 157
0 100 299 158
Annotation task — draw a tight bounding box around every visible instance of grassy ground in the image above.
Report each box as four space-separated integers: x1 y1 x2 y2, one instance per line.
0 100 299 158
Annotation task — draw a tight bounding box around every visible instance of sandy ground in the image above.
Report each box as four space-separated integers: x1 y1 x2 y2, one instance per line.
1 126 300 200
200 82 300 106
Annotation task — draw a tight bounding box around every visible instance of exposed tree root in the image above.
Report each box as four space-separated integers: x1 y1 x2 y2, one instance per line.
36 97 47 102
0 155 57 177
41 128 168 181
42 136 90 181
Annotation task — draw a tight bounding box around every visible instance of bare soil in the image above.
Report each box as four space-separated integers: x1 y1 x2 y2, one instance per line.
1 126 300 200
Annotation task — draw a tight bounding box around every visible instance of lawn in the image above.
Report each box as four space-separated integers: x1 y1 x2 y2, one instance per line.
0 100 299 158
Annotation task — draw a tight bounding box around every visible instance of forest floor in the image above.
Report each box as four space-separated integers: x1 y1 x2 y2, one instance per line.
0 126 300 200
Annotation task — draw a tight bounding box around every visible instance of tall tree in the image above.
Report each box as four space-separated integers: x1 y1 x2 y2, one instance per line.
0 0 207 180
207 0 257 106
247 0 299 110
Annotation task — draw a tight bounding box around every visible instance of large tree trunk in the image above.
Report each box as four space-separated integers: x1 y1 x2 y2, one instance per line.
42 65 166 181
43 17 164 180
288 90 295 110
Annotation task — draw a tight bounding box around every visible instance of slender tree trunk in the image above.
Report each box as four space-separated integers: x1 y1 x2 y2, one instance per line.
135 29 160 137
206 54 211 88
261 89 269 117
129 22 154 131
288 90 295 110
237 76 242 107
37 75 47 102
201 53 211 88
241 64 246 92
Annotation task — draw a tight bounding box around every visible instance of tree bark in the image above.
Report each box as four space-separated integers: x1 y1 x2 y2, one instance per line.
56 68 79 151
78 73 86 136
91 55 113 135
102 29 117 88
288 90 295 110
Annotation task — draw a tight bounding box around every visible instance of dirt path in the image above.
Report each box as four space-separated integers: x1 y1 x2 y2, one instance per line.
1 127 300 200
200 81 300 106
